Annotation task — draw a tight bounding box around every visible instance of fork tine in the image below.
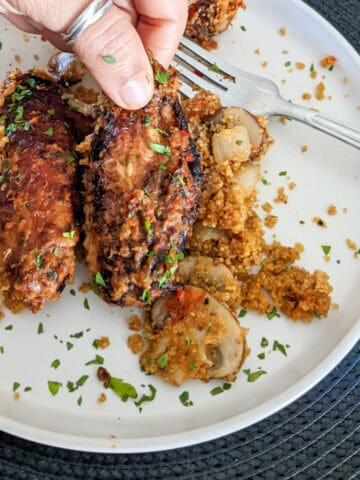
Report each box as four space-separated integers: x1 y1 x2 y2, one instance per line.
177 81 196 99
175 49 229 88
171 60 226 96
180 37 239 78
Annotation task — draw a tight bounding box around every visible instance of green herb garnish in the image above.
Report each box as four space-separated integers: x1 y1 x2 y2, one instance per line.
102 56 116 64
279 171 287 176
157 353 168 369
260 337 269 348
109 377 137 402
13 382 20 392
62 229 75 239
85 355 104 366
179 391 193 407
69 288 76 296
284 61 291 67
134 384 156 409
243 369 267 382
209 63 220 72
273 340 288 356
95 271 107 287
83 298 90 310
43 127 53 136
48 381 62 396
37 322 44 334
66 341 74 351
238 309 247 318
149 142 171 156
321 245 331 255
266 307 280 320
51 359 61 369
156 71 170 84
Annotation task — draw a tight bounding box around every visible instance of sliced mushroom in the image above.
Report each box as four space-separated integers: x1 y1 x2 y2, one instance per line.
48 52 85 84
145 286 247 385
192 222 227 242
233 163 261 192
209 107 267 159
179 255 234 288
212 124 251 164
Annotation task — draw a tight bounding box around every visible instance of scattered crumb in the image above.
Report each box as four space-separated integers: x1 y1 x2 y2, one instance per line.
327 96 332 101
323 255 331 263
254 48 260 55
302 93 312 100
301 145 308 153
78 282 92 293
313 217 327 228
327 205 337 216
343 77 349 84
282 50 289 55
315 82 326 100
97 393 107 403
13 392 20 400
97 336 110 349
332 303 339 310
128 314 142 331
265 215 278 229
262 202 273 213
296 62 306 69
344 93 349 98
274 187 288 204
310 70 318 79
23 33 30 43
261 61 268 68
346 239 357 251
33 54 39 61
299 220 305 225
288 182 296 190
279 116 286 125
281 79 287 85
128 334 145 354
0 311 4 320
320 55 337 68
279 27 286 36
343 208 348 214
14 55 21 63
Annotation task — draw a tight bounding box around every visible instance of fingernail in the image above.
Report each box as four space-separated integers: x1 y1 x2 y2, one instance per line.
118 71 153 109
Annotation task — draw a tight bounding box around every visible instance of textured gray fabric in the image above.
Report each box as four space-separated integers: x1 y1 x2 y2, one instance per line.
0 1 359 478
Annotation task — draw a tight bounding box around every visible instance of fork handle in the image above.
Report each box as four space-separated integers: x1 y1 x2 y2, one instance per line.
278 101 360 149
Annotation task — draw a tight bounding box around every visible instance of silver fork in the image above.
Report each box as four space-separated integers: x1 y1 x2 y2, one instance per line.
172 37 360 150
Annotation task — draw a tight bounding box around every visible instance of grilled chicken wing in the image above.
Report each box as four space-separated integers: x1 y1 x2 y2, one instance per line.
0 70 88 313
82 65 201 307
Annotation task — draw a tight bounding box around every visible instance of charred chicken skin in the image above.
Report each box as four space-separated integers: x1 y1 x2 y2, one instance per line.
82 65 201 307
0 70 87 313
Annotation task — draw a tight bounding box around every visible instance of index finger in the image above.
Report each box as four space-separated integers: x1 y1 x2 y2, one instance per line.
131 0 188 67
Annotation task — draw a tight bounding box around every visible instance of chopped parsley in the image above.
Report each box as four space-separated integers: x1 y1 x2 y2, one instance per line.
321 245 332 255
310 63 315 72
142 289 152 305
27 77 36 88
134 384 156 410
266 307 280 320
260 337 269 348
284 61 291 67
210 386 223 396
279 171 287 176
188 361 197 371
155 71 170 84
13 382 20 392
273 340 288 356
51 359 61 370
149 142 171 156
243 369 267 382
47 108 55 115
43 127 54 136
52 246 59 255
0 346 4 354
48 381 62 396
262 179 268 185
24 386 32 392
83 298 90 310
238 309 247 318
109 377 137 402
37 322 44 334
102 55 116 64
185 336 191 348
69 288 76 296
5 325 13 331
67 375 89 393
175 175 185 187
209 63 220 72
257 352 266 360
240 25 247 31
157 353 168 369
144 115 152 126
92 339 99 349
156 127 169 136
35 252 44 269
15 105 24 122
179 391 193 407
144 219 152 234
158 265 178 288
70 331 83 339
95 271 107 287
77 395 83 406
66 341 74 351
85 355 104 366
62 229 75 239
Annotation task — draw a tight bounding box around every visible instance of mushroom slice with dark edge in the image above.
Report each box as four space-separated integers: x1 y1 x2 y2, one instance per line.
140 285 248 386
209 107 269 160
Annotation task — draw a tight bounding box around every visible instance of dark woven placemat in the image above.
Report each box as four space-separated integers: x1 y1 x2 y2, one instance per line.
1 1 359 479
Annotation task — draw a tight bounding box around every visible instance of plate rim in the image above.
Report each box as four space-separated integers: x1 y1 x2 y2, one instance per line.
1 0 360 453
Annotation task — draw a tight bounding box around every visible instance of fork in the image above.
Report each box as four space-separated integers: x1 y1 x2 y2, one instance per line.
172 37 360 150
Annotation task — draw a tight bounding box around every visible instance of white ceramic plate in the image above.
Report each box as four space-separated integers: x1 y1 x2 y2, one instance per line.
0 0 359 453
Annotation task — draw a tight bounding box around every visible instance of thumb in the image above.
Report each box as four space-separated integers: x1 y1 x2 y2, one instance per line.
74 5 153 110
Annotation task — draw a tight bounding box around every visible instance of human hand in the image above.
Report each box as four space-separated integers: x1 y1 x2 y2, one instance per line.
0 0 188 109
